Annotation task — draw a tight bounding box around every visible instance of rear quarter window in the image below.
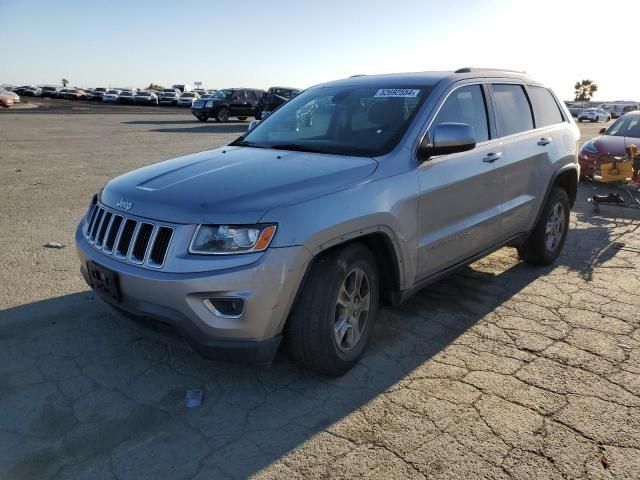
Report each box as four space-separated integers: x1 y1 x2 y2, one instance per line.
528 86 564 127
492 84 534 136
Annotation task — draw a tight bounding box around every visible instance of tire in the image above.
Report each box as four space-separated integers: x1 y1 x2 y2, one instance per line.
196 114 208 122
578 118 583 123
607 116 611 122
517 186 570 266
215 107 229 123
284 243 379 376
238 116 247 121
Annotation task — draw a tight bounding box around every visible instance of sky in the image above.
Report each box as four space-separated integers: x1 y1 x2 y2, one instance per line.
1 0 638 101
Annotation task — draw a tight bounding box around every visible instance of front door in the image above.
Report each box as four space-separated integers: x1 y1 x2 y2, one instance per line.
229 90 248 116
416 84 504 279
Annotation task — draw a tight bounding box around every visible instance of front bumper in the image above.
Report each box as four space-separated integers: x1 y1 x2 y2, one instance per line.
76 224 311 364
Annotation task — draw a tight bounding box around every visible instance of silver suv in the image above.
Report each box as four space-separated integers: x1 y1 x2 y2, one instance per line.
76 68 580 375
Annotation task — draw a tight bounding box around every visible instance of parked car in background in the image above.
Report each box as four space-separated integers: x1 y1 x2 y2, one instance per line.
568 105 585 117
171 83 192 93
578 108 610 123
0 92 14 108
56 88 73 99
0 88 20 103
255 86 301 120
13 85 33 95
134 90 159 105
21 86 42 97
177 91 200 107
40 86 60 98
89 87 108 101
608 102 639 119
579 111 640 178
118 90 135 104
191 88 264 122
78 69 579 375
61 88 88 100
102 89 121 103
158 89 180 105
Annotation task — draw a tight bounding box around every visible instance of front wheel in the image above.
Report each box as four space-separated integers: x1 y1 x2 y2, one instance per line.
284 243 379 376
195 114 209 122
215 107 229 123
517 187 570 266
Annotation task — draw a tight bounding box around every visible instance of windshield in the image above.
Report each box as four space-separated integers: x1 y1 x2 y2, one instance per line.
106 90 118 94
136 92 149 96
181 93 195 97
213 89 234 99
234 85 431 157
606 115 640 138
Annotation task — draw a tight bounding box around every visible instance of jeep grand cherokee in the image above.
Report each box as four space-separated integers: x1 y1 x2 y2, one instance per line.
77 68 579 375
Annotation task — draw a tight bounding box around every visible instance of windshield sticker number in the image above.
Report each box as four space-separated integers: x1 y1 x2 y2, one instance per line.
374 89 420 98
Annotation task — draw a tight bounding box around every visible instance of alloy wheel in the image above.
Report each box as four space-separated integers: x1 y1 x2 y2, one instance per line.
334 267 371 353
545 202 566 252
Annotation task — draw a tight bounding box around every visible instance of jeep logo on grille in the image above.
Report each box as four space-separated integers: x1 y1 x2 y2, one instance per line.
116 198 133 211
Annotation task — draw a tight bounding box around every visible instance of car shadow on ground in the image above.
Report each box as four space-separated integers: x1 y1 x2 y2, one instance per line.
123 119 248 125
148 125 248 134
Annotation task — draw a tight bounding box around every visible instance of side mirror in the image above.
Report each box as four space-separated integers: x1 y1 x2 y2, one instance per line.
248 120 260 132
418 122 476 161
599 127 606 134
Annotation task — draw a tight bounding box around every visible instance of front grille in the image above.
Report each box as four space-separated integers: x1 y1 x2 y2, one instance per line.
84 204 174 269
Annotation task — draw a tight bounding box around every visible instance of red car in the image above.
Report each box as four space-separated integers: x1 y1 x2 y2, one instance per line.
579 111 640 179
0 94 14 108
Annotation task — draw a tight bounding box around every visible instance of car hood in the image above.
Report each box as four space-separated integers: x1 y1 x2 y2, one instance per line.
590 135 640 155
100 146 378 224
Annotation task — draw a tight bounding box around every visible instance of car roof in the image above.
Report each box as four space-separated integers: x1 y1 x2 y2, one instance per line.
315 69 541 89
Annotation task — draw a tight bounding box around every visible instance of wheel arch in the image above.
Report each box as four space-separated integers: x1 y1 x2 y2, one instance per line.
288 227 406 321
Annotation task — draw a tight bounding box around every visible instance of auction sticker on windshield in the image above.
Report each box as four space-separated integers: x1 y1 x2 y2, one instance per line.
374 89 420 98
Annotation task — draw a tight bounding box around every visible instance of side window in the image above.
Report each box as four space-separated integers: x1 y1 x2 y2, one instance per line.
528 86 564 127
245 90 257 102
432 85 489 142
231 90 245 101
491 84 534 136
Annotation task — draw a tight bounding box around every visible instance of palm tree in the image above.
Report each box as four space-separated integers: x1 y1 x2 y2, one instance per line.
574 79 598 101
61 78 69 87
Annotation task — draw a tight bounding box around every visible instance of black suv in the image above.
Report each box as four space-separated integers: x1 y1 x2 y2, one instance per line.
191 88 265 122
89 87 108 101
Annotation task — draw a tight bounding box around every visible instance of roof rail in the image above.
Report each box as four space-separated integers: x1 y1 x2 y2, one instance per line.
350 74 367 78
454 67 526 74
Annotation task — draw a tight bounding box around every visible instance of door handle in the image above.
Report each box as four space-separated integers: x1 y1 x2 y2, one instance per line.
537 137 552 146
482 152 503 163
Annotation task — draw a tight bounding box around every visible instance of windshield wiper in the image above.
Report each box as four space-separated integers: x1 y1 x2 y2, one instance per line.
270 143 330 154
229 140 271 149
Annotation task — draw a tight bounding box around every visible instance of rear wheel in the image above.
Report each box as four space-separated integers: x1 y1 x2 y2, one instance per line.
284 243 379 376
215 107 229 123
517 187 570 266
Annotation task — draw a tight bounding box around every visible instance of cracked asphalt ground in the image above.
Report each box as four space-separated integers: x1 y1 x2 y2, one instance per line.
1 106 639 479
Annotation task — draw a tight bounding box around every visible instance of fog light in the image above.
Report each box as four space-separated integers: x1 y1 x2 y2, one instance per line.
203 297 246 319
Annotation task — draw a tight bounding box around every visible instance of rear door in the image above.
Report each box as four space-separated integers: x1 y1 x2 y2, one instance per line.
416 83 504 279
489 83 563 238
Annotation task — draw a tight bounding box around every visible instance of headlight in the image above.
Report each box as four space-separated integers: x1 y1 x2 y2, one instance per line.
189 224 277 255
206 100 213 108
582 141 598 153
